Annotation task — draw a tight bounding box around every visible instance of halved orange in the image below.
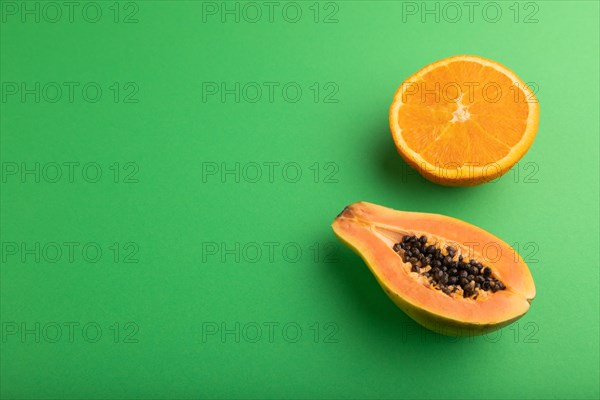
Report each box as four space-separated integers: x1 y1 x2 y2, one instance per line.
389 55 539 186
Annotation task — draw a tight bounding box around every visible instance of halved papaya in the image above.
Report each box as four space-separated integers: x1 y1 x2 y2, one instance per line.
332 201 536 336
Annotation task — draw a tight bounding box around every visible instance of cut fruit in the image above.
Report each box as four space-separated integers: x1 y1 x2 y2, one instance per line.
332 201 536 336
389 55 539 186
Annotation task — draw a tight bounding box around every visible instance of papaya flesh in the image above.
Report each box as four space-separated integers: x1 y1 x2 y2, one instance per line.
332 202 536 336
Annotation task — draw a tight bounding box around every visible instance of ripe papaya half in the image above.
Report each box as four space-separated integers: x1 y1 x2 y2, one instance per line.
332 202 536 336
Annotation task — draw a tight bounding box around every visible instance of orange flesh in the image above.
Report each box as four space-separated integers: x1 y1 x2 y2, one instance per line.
390 55 539 185
333 202 536 326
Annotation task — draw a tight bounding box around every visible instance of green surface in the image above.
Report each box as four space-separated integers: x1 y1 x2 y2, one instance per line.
1 1 599 399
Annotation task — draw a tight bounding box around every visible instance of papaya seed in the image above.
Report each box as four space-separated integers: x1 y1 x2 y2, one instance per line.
446 246 456 257
395 235 506 299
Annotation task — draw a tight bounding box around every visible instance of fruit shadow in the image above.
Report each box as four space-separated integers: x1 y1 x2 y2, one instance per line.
376 131 462 198
328 244 479 347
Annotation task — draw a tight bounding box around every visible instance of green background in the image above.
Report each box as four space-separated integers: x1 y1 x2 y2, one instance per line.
1 1 599 399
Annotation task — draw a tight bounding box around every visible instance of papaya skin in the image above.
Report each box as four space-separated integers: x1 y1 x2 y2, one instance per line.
332 202 536 336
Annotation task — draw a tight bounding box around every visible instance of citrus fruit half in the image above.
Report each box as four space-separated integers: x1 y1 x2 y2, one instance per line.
389 55 539 186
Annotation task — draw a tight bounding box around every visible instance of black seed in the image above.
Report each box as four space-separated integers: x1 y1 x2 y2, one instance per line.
446 246 456 257
394 240 505 297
